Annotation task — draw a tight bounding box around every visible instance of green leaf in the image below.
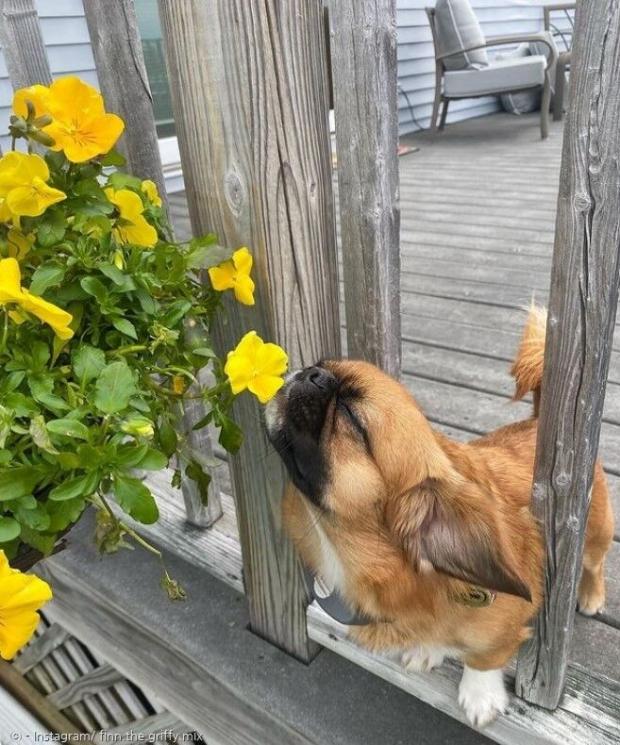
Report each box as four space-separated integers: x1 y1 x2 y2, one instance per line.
30 415 58 454
111 317 138 340
101 149 126 167
47 418 90 441
94 361 136 414
135 289 159 315
16 502 50 532
0 467 41 501
161 300 192 328
157 420 178 457
29 264 66 295
56 452 81 470
219 416 243 454
114 474 159 524
135 448 168 471
99 264 136 291
80 276 108 303
72 344 106 383
0 516 21 542
47 497 86 532
48 471 99 501
3 392 38 417
37 210 66 247
20 525 56 555
116 443 148 468
185 459 211 506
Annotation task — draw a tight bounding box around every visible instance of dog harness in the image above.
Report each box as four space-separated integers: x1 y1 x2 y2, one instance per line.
305 566 496 626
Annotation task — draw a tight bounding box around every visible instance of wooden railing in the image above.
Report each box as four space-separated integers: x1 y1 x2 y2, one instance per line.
1 0 619 723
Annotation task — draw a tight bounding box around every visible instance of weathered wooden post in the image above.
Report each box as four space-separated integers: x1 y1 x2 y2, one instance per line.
82 0 167 204
0 0 51 87
329 0 401 376
516 0 620 708
158 0 340 660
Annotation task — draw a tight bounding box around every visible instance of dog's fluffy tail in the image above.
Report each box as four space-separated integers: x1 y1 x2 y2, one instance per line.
511 304 547 416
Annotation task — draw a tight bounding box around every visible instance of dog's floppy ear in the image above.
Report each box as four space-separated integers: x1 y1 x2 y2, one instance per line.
387 478 531 601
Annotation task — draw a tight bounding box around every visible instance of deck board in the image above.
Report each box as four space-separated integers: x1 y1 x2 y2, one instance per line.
167 112 620 688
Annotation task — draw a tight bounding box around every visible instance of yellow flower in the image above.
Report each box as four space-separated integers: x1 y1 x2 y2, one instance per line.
104 187 158 248
0 152 66 218
208 247 255 306
141 180 162 208
42 77 125 163
225 331 288 404
0 257 74 339
12 84 51 119
7 229 35 260
0 550 52 660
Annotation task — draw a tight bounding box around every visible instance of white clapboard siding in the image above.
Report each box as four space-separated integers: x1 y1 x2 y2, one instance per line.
397 0 574 134
0 0 97 152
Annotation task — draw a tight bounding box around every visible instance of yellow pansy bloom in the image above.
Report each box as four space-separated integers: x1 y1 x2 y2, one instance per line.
208 247 255 306
12 84 51 119
225 330 288 404
42 77 125 163
141 180 162 208
0 550 52 660
0 152 66 218
104 187 158 248
0 257 74 339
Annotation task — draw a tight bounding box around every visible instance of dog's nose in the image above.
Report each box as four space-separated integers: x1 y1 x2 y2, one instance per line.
304 366 337 392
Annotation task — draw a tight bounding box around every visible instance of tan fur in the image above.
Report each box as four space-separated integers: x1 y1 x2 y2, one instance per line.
282 306 614 670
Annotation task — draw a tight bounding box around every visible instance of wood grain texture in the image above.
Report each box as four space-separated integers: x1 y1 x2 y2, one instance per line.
0 658 80 735
82 0 167 204
0 0 51 88
13 623 68 674
47 663 124 710
158 0 340 661
515 0 620 709
330 0 401 377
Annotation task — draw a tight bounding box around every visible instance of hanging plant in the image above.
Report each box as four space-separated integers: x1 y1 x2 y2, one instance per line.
0 76 288 656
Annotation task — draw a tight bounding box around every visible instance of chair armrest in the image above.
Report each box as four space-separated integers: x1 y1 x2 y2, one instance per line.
438 33 558 71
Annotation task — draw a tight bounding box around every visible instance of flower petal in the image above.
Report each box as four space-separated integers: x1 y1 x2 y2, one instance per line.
233 275 255 306
0 257 23 303
232 247 253 276
248 375 285 404
12 84 51 119
255 342 288 377
19 291 74 339
224 354 253 395
208 261 236 292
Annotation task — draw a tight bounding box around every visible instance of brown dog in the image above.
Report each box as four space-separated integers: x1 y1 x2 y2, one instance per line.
265 307 614 727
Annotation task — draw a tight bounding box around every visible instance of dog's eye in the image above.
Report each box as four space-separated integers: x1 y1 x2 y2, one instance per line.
336 399 370 450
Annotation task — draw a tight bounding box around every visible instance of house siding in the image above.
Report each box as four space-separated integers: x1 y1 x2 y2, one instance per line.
0 0 97 153
397 0 574 135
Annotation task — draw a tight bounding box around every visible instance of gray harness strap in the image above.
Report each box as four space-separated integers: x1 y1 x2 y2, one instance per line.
303 565 372 626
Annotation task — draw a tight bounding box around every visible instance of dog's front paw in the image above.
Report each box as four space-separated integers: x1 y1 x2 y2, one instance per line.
458 666 508 728
402 645 446 673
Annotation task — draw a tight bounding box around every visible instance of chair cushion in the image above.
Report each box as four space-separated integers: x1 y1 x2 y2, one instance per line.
434 0 489 71
444 55 546 97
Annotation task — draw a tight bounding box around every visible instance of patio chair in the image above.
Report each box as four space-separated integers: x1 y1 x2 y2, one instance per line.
544 2 576 121
426 0 558 138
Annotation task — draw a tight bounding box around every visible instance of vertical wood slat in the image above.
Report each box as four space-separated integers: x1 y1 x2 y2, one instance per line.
158 0 340 661
515 0 620 709
82 0 167 205
0 0 51 88
82 0 222 527
329 0 401 377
